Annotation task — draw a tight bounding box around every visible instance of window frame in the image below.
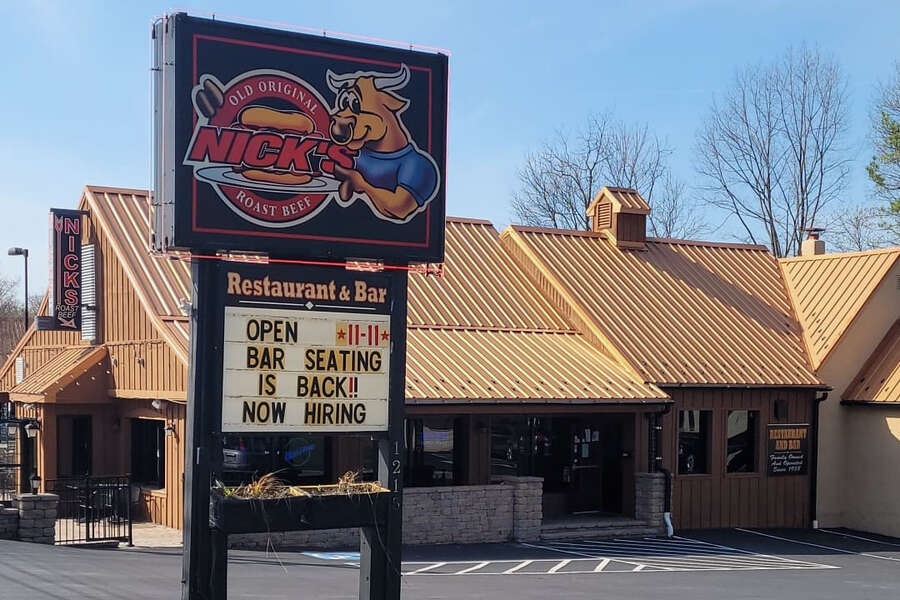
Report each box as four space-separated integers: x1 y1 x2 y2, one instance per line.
677 409 713 476
723 409 760 476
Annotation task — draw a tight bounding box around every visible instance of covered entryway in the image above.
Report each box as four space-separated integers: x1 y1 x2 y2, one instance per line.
491 414 633 519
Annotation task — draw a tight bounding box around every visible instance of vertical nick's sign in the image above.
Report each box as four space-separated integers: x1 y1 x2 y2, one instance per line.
48 209 82 330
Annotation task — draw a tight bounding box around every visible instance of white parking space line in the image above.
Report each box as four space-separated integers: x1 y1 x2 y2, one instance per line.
503 560 533 574
543 540 794 566
409 561 446 574
547 559 571 573
402 533 840 576
819 529 900 549
674 535 838 569
455 561 490 574
735 528 900 563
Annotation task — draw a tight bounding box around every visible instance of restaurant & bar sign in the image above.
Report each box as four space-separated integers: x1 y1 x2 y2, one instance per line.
221 266 391 433
766 424 809 476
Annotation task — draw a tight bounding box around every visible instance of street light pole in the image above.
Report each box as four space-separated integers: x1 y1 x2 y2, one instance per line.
7 247 30 330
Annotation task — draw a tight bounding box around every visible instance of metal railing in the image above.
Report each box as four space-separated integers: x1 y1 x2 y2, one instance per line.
45 475 133 546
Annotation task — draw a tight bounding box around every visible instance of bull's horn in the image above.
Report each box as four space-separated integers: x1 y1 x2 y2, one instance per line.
373 64 410 91
326 69 356 91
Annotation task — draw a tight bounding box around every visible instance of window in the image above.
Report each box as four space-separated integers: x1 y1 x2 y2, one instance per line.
678 410 711 474
405 417 462 486
726 410 758 473
131 419 164 487
490 416 529 477
221 434 330 486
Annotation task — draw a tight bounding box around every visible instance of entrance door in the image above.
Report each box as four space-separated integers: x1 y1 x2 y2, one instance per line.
571 422 604 513
57 415 92 477
570 419 625 515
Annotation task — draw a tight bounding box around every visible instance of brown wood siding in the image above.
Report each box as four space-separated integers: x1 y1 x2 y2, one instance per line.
612 213 647 245
121 400 185 529
662 387 813 529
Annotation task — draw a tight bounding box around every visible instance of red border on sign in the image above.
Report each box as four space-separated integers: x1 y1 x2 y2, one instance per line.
190 34 435 249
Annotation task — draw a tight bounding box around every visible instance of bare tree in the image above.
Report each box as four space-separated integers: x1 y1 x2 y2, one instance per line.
647 174 709 239
512 114 611 231
694 46 850 257
512 113 706 237
827 203 894 252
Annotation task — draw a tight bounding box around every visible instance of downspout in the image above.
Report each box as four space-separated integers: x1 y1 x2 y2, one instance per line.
650 404 674 537
810 390 828 529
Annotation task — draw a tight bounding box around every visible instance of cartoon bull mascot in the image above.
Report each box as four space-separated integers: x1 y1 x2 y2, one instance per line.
326 64 439 222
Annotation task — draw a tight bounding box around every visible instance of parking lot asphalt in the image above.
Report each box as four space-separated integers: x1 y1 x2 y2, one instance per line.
0 528 898 599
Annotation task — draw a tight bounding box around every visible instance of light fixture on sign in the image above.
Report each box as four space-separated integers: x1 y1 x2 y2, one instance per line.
152 399 164 411
346 260 384 272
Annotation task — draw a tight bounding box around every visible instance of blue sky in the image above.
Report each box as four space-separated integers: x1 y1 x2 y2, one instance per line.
1 0 899 294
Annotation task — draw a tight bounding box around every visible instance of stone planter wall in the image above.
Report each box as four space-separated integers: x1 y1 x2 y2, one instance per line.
0 506 17 539
230 476 544 550
0 494 60 544
635 472 667 535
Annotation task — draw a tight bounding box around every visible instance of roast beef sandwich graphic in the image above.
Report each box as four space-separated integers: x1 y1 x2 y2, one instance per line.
184 65 439 226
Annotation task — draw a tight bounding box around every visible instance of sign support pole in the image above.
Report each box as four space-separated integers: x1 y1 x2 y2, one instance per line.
360 270 407 600
183 258 224 600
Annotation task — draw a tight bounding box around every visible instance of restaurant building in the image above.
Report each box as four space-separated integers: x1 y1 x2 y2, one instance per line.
781 244 900 537
0 184 828 544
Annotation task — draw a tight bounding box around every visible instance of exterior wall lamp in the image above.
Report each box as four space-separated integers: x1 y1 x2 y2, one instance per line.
24 419 40 438
29 473 41 494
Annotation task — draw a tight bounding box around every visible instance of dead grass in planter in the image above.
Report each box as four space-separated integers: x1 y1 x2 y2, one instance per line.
221 471 386 500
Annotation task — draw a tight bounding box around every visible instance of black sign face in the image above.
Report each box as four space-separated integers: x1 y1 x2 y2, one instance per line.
766 424 809 476
48 209 82 330
155 14 447 263
219 262 393 433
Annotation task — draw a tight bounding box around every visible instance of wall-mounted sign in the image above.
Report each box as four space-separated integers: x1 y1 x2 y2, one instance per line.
220 263 392 433
48 209 82 330
766 424 809 476
153 13 448 263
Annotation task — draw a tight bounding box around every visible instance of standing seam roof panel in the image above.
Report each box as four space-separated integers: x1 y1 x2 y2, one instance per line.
507 228 820 386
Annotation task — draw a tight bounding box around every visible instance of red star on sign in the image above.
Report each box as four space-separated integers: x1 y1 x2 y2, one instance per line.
337 328 347 340
381 331 390 341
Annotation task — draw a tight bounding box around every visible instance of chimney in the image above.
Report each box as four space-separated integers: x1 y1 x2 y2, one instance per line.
801 227 826 256
585 186 650 250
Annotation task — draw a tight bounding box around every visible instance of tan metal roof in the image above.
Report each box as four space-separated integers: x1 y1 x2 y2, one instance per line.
83 186 192 364
407 219 667 403
502 227 821 387
780 248 900 370
409 219 572 330
407 328 667 403
585 186 651 216
842 319 900 404
10 345 106 398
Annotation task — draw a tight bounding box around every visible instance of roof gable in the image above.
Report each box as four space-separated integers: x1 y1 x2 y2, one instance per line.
843 319 900 404
503 227 821 387
83 186 191 363
780 248 900 369
408 219 572 331
406 218 667 403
